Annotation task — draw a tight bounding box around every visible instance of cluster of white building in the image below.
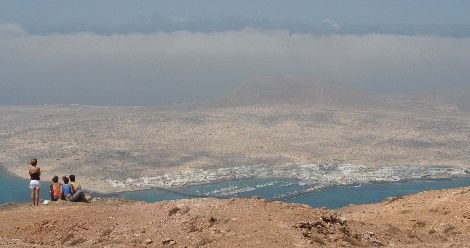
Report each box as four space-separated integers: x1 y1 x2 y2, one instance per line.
106 164 469 192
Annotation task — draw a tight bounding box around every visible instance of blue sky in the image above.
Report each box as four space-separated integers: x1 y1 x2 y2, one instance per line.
0 1 469 105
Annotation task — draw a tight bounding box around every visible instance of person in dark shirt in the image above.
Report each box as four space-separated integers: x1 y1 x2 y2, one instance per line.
28 158 41 206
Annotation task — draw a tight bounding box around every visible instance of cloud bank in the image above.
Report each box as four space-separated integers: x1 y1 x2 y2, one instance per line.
1 24 469 105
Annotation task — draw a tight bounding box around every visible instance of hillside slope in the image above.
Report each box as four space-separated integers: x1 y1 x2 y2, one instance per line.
0 186 469 247
212 76 381 108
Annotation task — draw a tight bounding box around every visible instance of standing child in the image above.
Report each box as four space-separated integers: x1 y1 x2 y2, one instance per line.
28 159 41 206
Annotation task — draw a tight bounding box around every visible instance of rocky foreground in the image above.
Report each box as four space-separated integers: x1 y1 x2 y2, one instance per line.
0 187 469 247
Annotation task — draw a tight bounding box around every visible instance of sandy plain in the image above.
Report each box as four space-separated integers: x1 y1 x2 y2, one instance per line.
1 102 468 192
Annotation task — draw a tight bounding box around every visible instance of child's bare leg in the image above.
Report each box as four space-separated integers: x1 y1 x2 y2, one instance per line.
35 188 40 206
31 189 36 206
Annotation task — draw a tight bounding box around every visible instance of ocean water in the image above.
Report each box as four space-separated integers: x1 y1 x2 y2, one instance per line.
121 177 470 209
287 178 470 208
122 178 307 202
1 168 469 209
0 169 49 204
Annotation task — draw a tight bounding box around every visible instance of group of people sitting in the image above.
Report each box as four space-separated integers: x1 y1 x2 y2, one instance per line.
28 158 89 206
50 174 89 202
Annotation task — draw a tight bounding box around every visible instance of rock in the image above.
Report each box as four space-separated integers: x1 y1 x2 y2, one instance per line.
372 238 384 246
100 228 113 237
187 222 199 233
180 206 190 214
162 239 176 246
208 216 217 226
413 220 427 228
67 237 87 246
144 238 154 244
195 238 210 247
131 238 142 244
168 207 181 216
384 196 404 204
463 213 470 219
61 233 74 244
310 234 326 245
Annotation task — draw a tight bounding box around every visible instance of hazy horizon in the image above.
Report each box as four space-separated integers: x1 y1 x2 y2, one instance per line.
1 1 470 105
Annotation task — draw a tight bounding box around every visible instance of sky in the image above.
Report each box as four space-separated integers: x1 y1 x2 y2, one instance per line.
1 0 470 105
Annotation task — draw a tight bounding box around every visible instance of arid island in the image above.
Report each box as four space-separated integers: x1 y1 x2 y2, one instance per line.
0 77 469 192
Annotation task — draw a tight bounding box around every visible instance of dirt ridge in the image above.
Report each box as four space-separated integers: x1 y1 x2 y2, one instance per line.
0 186 469 247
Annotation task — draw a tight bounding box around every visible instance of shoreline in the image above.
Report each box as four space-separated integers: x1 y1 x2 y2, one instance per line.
105 164 470 193
2 164 470 208
113 174 470 199
2 163 469 196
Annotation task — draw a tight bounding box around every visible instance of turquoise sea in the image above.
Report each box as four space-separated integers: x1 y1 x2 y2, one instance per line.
122 177 470 209
1 168 469 209
0 168 49 203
